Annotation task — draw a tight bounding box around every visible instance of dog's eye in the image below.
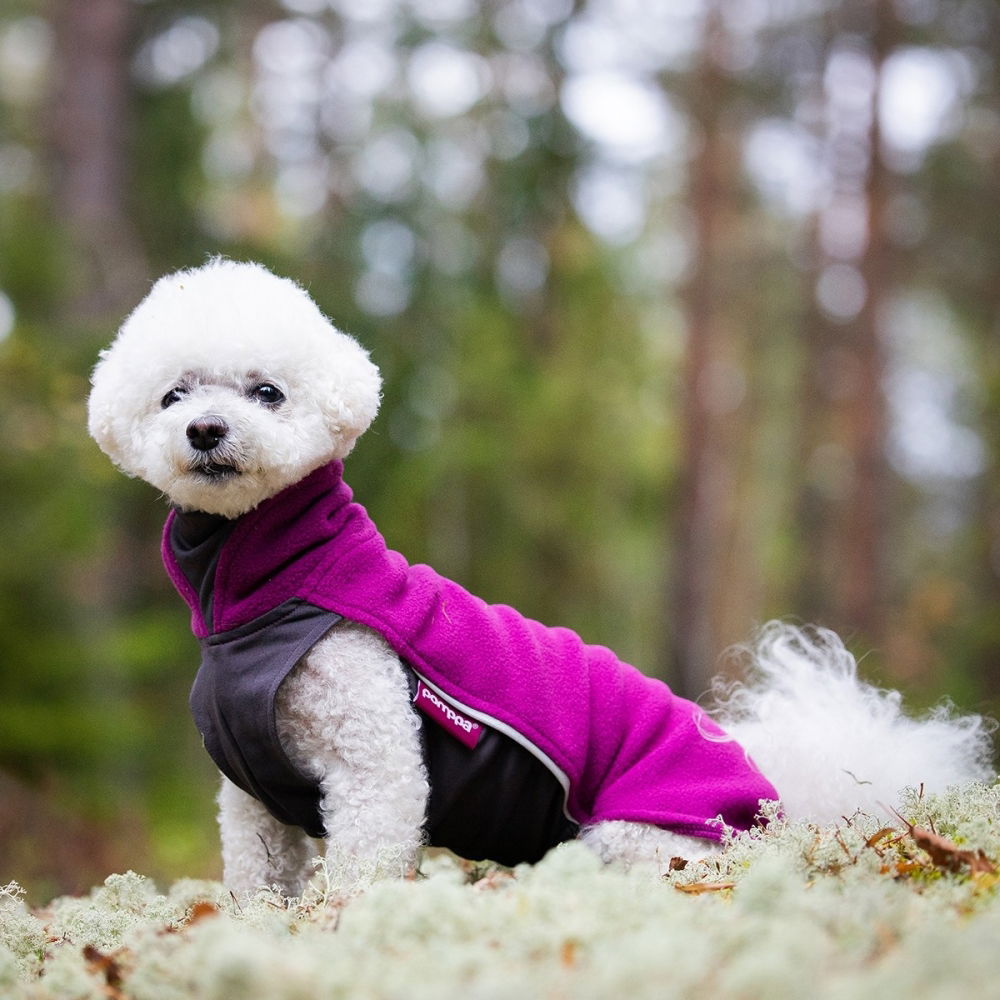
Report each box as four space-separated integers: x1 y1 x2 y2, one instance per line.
250 383 285 406
161 387 187 409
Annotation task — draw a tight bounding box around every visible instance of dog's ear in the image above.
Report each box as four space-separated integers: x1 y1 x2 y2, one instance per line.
316 331 383 459
86 265 186 474
87 342 136 472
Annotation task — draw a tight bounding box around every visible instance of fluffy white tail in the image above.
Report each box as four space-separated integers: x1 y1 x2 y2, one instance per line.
711 622 996 825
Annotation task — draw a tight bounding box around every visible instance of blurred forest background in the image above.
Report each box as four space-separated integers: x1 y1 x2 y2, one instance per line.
1 0 998 900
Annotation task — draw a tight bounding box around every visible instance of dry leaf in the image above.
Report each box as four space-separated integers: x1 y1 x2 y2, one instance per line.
910 825 995 875
892 810 997 876
83 944 127 1000
866 828 898 851
971 871 1000 892
185 901 221 925
881 860 923 877
674 881 736 895
472 870 516 891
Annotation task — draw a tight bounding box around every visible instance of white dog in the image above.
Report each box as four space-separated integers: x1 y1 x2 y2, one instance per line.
87 259 995 894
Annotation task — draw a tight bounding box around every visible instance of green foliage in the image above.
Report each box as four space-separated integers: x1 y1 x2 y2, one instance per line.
1 0 999 897
131 85 212 270
0 322 218 884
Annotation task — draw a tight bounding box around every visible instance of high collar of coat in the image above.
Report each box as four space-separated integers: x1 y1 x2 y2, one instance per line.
162 459 370 637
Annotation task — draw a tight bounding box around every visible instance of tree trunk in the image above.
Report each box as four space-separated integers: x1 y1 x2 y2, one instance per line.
670 4 740 697
841 1 893 640
49 0 148 319
795 0 896 645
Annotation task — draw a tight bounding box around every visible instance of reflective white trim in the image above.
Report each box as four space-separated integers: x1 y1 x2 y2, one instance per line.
412 670 577 824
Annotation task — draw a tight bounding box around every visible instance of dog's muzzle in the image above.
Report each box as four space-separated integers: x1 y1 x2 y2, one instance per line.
186 416 241 478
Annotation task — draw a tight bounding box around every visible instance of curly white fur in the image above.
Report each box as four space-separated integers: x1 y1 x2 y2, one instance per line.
713 623 996 826
87 259 997 892
88 258 382 518
216 623 428 895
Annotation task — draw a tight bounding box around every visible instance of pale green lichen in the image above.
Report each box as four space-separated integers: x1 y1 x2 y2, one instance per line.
5 781 1000 999
0 881 46 984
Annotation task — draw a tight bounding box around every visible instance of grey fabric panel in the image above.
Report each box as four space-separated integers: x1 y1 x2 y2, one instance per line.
191 599 343 837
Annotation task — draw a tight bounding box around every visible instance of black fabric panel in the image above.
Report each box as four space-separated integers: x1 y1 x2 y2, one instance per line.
403 669 579 866
169 509 237 630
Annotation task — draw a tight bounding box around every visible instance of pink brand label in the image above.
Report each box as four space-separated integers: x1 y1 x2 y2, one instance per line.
414 680 483 749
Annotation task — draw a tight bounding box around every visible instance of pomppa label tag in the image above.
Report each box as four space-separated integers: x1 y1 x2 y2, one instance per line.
414 680 484 749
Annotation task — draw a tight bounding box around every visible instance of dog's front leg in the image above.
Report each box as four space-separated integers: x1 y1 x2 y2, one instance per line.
316 740 428 885
217 776 314 896
284 625 429 886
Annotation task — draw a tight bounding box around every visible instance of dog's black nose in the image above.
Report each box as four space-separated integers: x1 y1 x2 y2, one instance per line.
187 416 229 452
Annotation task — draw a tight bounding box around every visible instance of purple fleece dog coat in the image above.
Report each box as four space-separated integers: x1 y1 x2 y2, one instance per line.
163 461 777 860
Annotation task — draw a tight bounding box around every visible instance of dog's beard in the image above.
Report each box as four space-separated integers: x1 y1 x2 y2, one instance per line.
186 436 247 482
164 451 267 517
189 456 242 480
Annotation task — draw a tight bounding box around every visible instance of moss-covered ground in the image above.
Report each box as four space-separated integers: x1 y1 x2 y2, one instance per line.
4 784 1000 999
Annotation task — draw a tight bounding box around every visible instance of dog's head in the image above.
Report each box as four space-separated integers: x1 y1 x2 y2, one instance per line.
88 259 382 518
